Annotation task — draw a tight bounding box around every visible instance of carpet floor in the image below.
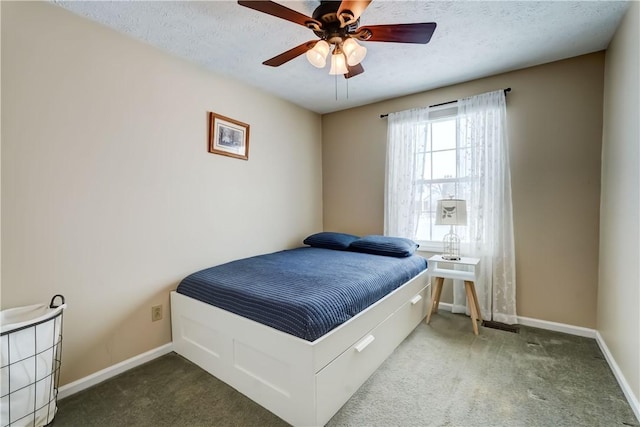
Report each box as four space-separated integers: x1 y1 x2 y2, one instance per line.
52 312 638 426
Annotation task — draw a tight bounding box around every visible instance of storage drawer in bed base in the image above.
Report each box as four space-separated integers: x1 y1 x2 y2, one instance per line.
315 284 429 424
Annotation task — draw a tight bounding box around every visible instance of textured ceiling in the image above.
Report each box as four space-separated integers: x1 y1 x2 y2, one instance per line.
54 1 629 114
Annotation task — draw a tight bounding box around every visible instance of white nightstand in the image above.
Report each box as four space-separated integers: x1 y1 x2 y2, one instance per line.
426 255 482 335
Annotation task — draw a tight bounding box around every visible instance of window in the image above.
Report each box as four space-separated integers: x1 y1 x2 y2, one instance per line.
414 114 470 245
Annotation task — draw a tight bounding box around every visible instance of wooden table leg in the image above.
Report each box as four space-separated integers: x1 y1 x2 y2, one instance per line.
464 281 479 335
433 277 444 314
469 281 483 322
426 276 444 324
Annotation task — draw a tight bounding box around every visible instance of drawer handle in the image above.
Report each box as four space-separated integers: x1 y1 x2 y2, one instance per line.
410 295 423 305
354 335 375 352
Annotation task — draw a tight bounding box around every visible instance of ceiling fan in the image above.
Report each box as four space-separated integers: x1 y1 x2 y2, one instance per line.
237 0 437 79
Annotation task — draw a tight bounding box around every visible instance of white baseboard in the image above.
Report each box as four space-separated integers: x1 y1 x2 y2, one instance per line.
595 332 640 422
516 316 597 338
57 342 174 399
436 302 454 311
436 302 597 338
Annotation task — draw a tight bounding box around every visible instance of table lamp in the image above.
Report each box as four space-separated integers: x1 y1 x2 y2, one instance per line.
435 198 467 260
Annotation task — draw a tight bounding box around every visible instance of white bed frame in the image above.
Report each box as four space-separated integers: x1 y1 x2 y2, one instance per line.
171 270 430 426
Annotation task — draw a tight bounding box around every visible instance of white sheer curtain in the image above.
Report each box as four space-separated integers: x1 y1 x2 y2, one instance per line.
384 90 517 325
452 90 517 324
384 107 430 238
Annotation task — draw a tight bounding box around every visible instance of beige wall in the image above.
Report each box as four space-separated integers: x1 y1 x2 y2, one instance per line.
1 2 322 385
599 1 640 408
323 52 605 329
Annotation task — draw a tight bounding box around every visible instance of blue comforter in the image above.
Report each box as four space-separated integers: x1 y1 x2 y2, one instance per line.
176 247 427 342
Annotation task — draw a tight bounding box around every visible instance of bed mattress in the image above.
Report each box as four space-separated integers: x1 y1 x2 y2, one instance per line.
176 247 427 341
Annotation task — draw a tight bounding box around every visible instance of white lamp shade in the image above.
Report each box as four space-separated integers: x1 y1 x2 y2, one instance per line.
435 199 467 225
305 40 330 68
342 38 367 66
329 52 348 75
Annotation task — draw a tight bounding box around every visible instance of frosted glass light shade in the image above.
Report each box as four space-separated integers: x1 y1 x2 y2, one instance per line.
342 38 367 66
435 199 467 225
329 52 348 75
305 40 330 68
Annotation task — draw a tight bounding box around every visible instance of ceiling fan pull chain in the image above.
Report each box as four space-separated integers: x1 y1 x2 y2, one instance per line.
335 74 338 101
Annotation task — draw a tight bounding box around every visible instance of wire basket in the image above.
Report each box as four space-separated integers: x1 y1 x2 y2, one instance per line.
1 295 66 427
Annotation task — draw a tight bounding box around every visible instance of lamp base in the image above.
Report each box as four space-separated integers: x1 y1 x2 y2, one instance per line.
442 227 461 261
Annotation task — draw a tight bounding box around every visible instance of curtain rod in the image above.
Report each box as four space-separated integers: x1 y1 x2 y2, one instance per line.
379 87 511 119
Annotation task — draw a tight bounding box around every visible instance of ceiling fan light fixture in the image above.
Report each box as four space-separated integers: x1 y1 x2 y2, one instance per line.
329 51 348 75
237 0 438 79
306 40 330 68
342 38 367 66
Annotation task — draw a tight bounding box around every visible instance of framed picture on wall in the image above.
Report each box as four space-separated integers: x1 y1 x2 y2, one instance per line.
208 112 250 160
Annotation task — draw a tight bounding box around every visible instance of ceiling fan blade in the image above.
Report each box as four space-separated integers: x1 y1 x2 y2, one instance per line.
337 0 372 27
345 63 364 79
356 22 437 44
263 41 317 67
238 1 321 29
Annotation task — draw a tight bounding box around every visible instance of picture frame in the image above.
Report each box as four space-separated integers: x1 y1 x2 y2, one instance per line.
208 112 250 160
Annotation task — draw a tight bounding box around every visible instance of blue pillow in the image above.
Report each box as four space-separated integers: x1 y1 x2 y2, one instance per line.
303 232 360 250
349 235 419 258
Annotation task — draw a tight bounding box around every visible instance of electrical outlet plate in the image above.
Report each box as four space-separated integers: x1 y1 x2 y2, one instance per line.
151 305 162 322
